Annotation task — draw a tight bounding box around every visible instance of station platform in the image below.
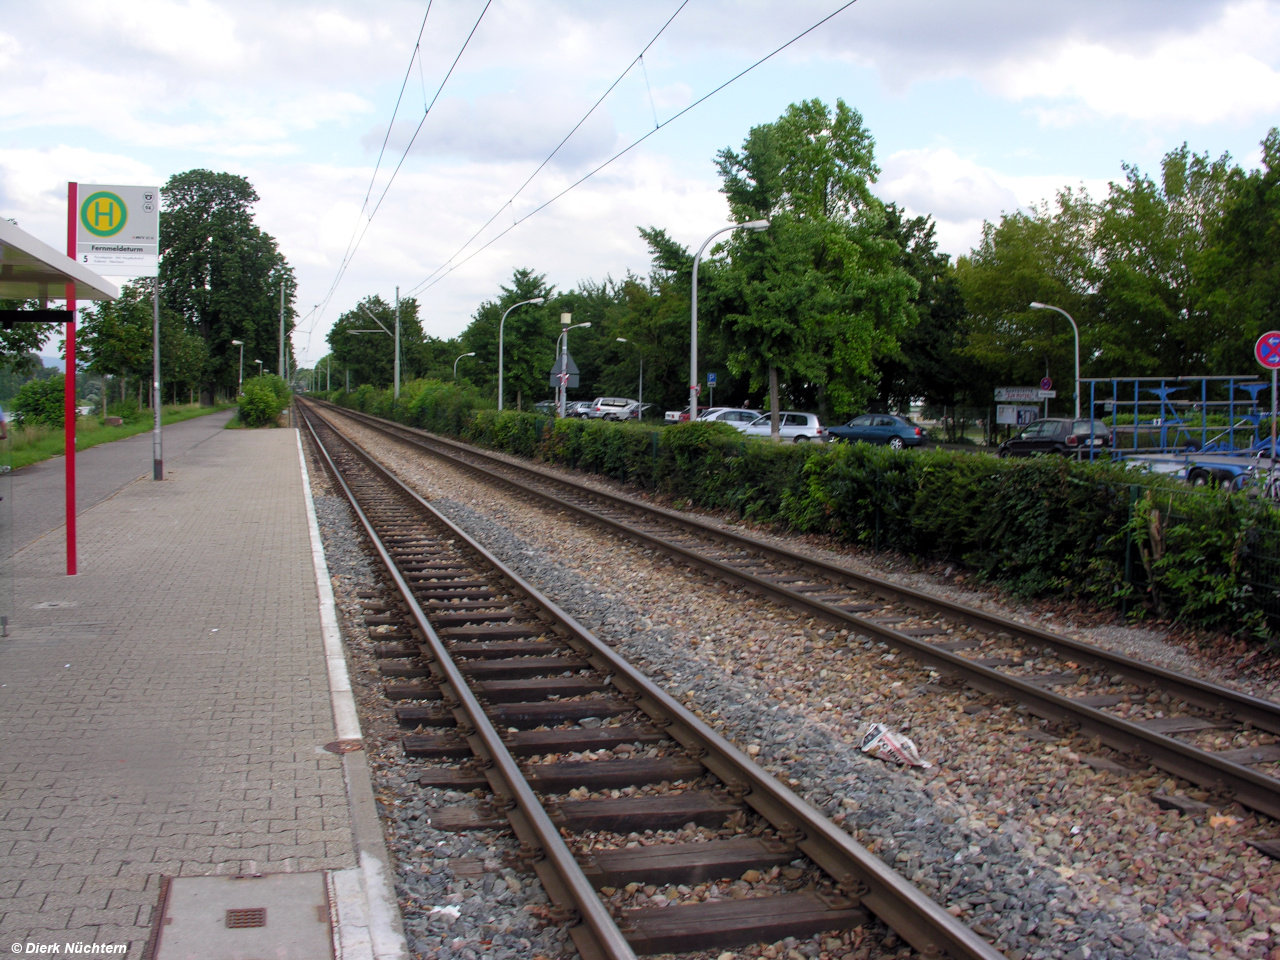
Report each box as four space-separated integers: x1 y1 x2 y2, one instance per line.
0 424 406 959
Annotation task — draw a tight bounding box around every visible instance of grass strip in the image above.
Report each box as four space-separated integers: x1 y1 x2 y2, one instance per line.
5 403 234 471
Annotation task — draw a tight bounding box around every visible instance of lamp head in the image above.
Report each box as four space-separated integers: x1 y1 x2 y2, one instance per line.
464 352 476 358
1029 302 1047 310
231 339 243 346
743 219 770 231
572 322 592 330
530 297 546 305
616 337 627 343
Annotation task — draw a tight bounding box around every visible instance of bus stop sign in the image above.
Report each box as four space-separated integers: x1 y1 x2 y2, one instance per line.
1257 331 1280 369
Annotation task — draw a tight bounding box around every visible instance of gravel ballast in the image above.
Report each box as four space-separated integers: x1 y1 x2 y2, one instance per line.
315 411 1280 960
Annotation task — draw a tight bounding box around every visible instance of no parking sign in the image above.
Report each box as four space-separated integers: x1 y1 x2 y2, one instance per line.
1257 331 1280 369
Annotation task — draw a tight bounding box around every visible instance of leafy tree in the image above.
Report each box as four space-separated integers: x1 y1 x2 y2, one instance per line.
79 283 153 388
1201 128 1280 370
159 170 295 400
327 295 434 389
0 299 57 376
955 188 1097 404
460 268 555 409
874 205 976 414
714 98 916 433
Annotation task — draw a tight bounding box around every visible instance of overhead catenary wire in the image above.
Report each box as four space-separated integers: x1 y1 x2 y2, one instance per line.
310 0 491 333
404 0 860 299
407 0 690 295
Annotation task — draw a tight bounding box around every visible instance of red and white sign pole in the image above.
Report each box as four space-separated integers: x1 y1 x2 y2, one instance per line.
64 183 78 576
1254 331 1280 476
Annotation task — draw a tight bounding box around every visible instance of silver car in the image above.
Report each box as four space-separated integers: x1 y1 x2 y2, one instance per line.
698 408 763 432
742 411 827 442
586 396 637 420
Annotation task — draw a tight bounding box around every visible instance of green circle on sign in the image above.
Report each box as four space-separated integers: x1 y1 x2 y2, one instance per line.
80 191 128 238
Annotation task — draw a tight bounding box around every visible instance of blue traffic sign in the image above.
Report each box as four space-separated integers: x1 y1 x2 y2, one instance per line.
707 372 716 384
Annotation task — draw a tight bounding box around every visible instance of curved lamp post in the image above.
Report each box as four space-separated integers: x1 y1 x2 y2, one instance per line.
497 297 546 410
454 351 476 379
691 219 769 420
253 359 263 378
230 339 244 395
1029 302 1081 419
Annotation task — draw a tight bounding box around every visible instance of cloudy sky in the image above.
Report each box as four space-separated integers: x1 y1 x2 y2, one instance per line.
4 0 1280 365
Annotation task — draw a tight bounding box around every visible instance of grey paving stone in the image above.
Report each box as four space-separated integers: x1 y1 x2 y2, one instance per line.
0 428 357 948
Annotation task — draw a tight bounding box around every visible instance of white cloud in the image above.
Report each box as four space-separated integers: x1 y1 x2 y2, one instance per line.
875 147 1112 257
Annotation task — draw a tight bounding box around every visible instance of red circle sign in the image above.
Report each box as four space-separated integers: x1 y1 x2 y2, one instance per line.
1040 377 1053 390
1258 332 1280 369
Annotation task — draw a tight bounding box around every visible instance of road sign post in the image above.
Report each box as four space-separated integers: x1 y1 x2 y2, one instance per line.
1255 332 1280 475
707 371 716 408
75 183 162 482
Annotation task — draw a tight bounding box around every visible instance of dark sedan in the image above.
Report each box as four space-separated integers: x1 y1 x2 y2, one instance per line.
998 418 1112 457
827 414 925 449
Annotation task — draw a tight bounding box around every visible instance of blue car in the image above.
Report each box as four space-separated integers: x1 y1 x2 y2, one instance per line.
826 414 925 449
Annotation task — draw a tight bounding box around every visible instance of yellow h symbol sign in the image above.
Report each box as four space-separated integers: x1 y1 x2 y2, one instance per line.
90 199 116 229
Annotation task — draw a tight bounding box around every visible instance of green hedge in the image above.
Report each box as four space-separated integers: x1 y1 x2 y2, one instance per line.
326 383 1280 637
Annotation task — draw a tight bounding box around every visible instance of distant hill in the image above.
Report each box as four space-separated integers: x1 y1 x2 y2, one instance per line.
40 356 65 372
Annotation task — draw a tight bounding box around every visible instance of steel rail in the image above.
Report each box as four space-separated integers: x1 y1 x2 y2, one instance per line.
301 408 636 960
314 401 1280 737
304 400 1280 820
300 402 1005 960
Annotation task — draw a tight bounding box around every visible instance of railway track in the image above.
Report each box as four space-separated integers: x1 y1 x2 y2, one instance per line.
299 403 1001 960
304 399 1280 826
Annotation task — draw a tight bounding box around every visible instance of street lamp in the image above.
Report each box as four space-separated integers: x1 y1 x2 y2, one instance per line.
498 296 546 411
691 219 769 420
454 351 476 379
617 337 642 415
230 340 244 395
1029 302 1081 419
254 359 263 378
555 320 591 417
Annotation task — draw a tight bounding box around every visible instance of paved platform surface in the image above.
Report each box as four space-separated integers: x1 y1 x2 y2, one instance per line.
0 427 358 957
8 408 237 552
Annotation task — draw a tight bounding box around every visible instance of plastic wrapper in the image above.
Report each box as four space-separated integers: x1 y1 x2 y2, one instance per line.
860 722 932 768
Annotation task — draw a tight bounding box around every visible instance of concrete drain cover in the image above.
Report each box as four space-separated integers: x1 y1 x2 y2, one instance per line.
153 873 332 959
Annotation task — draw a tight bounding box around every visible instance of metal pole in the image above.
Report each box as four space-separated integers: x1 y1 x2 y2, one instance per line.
152 276 162 480
1271 368 1277 482
238 343 243 394
394 286 401 402
639 354 643 412
690 220 768 423
1030 302 1080 419
64 181 78 576
497 297 545 411
278 279 285 382
327 357 331 392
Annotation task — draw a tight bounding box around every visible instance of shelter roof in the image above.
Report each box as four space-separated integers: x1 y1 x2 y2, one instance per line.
0 217 119 302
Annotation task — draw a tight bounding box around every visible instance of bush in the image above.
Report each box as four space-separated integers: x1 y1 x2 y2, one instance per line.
326 381 1280 636
106 397 142 423
12 374 65 427
238 375 291 427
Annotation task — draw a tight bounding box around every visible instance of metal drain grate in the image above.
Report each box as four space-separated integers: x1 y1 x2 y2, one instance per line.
225 907 267 929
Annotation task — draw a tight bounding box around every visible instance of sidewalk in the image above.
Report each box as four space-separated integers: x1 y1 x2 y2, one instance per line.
9 408 238 552
0 426 404 958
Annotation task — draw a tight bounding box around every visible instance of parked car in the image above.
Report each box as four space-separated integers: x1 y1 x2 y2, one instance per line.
997 418 1113 458
617 401 658 421
742 412 827 442
827 413 926 449
586 396 636 420
532 400 558 416
564 400 594 418
698 408 763 431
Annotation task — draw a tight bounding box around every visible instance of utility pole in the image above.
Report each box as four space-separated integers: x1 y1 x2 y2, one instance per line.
278 279 285 383
394 286 401 402
152 276 162 480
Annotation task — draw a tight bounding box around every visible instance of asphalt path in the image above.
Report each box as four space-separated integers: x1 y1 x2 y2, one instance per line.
5 409 237 551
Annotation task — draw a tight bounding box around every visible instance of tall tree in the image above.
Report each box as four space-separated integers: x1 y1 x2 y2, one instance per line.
327 294 429 389
460 269 555 409
159 170 295 400
714 98 916 432
874 205 975 412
